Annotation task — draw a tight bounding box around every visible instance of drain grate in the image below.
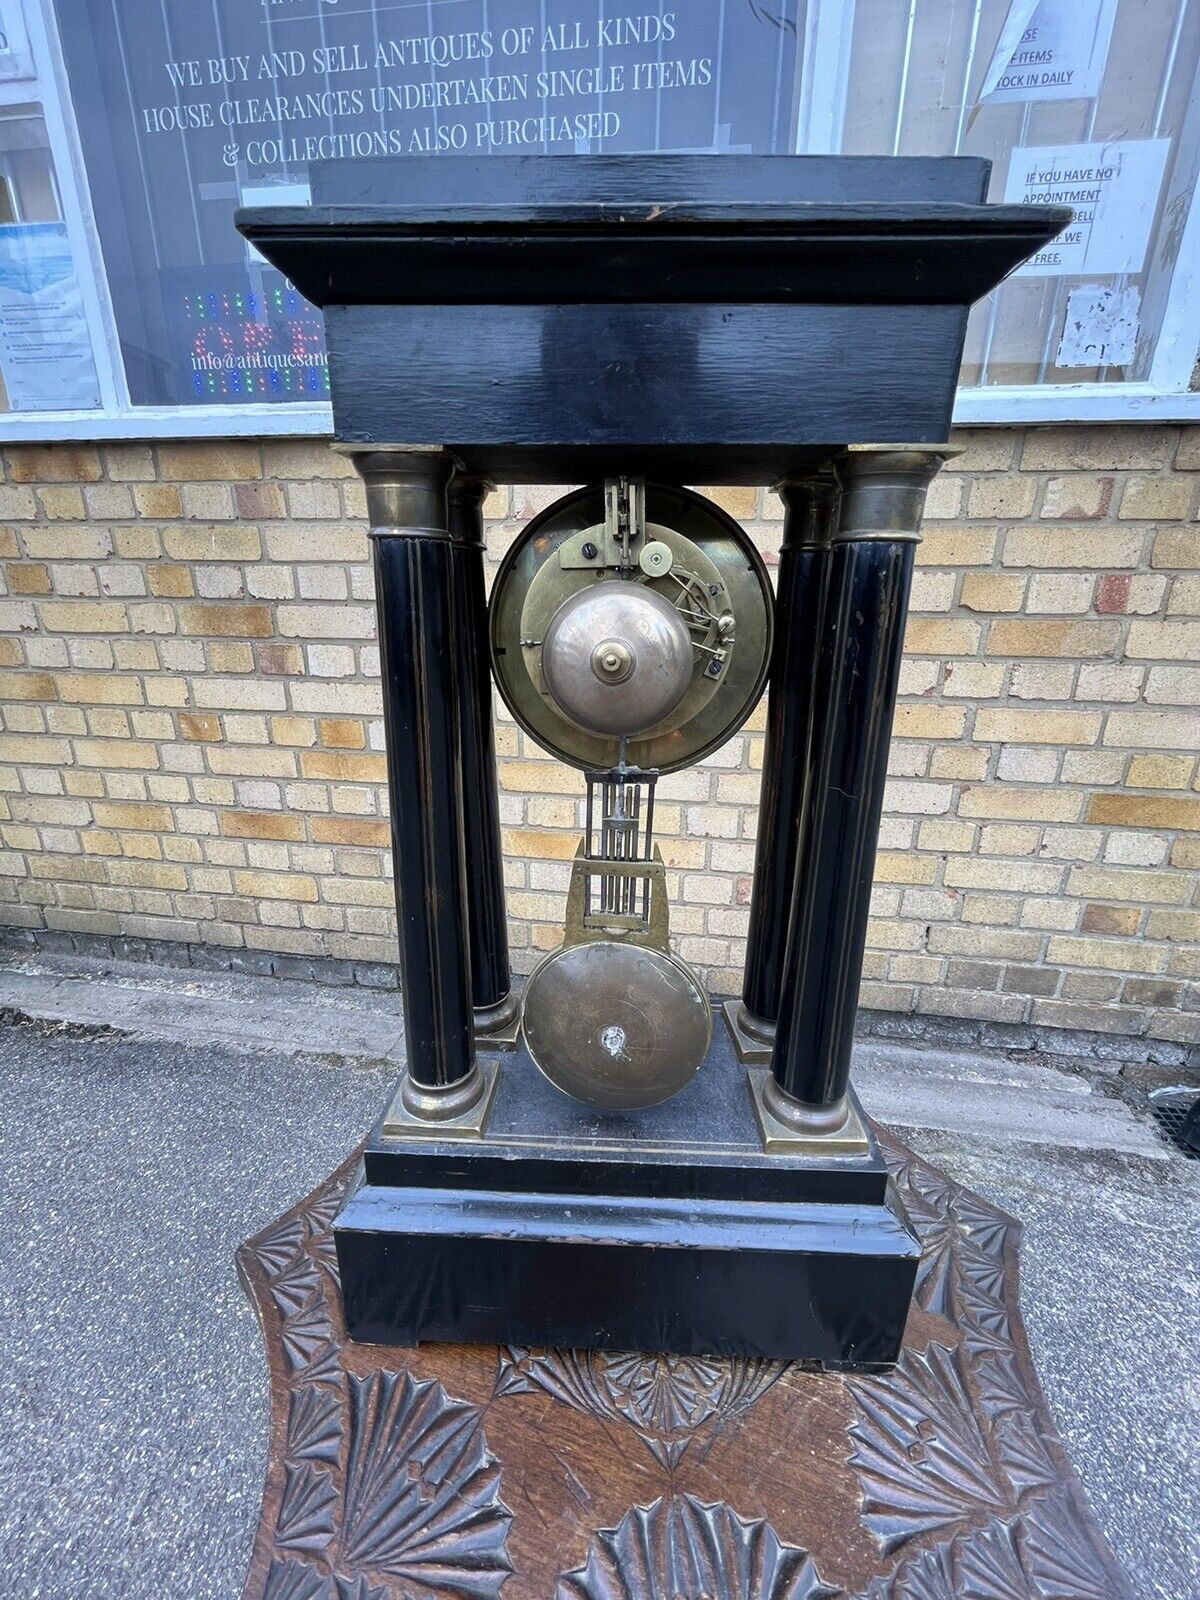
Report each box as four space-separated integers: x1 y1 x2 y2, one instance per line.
1148 1089 1200 1162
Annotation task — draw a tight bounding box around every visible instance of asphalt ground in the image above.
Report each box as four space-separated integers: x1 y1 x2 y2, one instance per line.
0 957 1196 1599
0 1021 388 1600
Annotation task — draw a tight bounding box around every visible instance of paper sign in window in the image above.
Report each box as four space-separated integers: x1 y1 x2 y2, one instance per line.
0 222 100 410
980 0 1119 105
1003 139 1170 278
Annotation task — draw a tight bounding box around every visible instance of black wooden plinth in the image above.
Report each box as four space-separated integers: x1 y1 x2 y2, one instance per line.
333 1021 919 1364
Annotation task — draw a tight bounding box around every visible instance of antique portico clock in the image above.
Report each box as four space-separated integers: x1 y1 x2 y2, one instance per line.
238 154 1064 1363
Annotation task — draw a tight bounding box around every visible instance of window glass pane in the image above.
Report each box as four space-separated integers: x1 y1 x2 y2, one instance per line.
837 0 1200 388
0 104 101 412
52 1 803 409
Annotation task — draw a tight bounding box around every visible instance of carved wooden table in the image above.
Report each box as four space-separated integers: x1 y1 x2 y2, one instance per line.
237 1131 1133 1600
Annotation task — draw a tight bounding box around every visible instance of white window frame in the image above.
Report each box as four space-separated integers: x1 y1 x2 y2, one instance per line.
0 0 1194 443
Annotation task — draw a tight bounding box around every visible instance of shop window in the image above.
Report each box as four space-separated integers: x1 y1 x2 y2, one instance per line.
0 0 1192 436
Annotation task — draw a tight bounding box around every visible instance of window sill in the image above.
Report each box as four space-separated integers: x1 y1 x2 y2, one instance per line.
0 385 1196 444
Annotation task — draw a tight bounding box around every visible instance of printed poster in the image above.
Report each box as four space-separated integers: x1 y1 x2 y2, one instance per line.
0 222 100 410
53 0 802 407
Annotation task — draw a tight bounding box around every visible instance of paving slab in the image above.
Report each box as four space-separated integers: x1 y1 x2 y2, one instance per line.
855 1037 1170 1159
0 952 407 1062
1 952 1169 1159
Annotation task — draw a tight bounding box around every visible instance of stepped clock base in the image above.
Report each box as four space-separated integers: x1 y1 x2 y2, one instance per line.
333 1021 918 1363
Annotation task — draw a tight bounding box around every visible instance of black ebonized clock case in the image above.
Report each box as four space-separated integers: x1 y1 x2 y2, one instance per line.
238 155 1066 1363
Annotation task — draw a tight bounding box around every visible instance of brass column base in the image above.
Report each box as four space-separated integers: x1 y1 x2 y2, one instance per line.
747 1068 871 1157
382 1058 500 1141
722 999 775 1064
474 989 522 1051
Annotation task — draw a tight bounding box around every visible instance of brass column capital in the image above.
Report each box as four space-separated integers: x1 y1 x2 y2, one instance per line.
774 474 840 552
335 444 462 536
447 474 496 549
833 445 958 545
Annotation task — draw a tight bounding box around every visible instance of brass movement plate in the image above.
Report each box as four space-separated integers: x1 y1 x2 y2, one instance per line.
489 483 773 774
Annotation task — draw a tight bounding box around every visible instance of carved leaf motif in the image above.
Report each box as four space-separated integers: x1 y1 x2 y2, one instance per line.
972 1352 1031 1417
307 1173 355 1240
723 1357 793 1414
263 1558 330 1600
888 1157 952 1231
952 1256 1007 1312
282 1302 337 1373
860 1517 1046 1600
557 1494 841 1600
913 1247 959 1326
294 1345 344 1391
340 1370 512 1594
1020 1490 1128 1600
276 1463 338 1552
495 1347 786 1466
272 1257 324 1319
287 1386 343 1466
952 1199 1010 1262
861 1540 958 1600
261 1560 390 1600
601 1351 728 1433
897 1168 1010 1323
333 1578 391 1600
494 1348 604 1414
954 1517 1033 1600
254 1217 308 1279
309 1227 342 1277
889 1151 1022 1375
957 1290 1017 1362
848 1343 1012 1553
991 1415 1059 1500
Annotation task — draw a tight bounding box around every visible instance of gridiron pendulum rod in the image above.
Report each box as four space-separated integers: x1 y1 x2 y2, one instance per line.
584 765 659 925
649 774 659 915
624 784 632 915
624 784 631 913
584 778 595 920
629 783 641 914
604 779 614 911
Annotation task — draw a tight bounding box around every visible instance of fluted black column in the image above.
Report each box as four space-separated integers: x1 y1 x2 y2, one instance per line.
738 476 838 1045
447 476 516 1034
766 449 948 1135
355 448 483 1120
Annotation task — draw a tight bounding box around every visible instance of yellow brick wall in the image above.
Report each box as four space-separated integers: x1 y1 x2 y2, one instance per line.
0 428 1197 1044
